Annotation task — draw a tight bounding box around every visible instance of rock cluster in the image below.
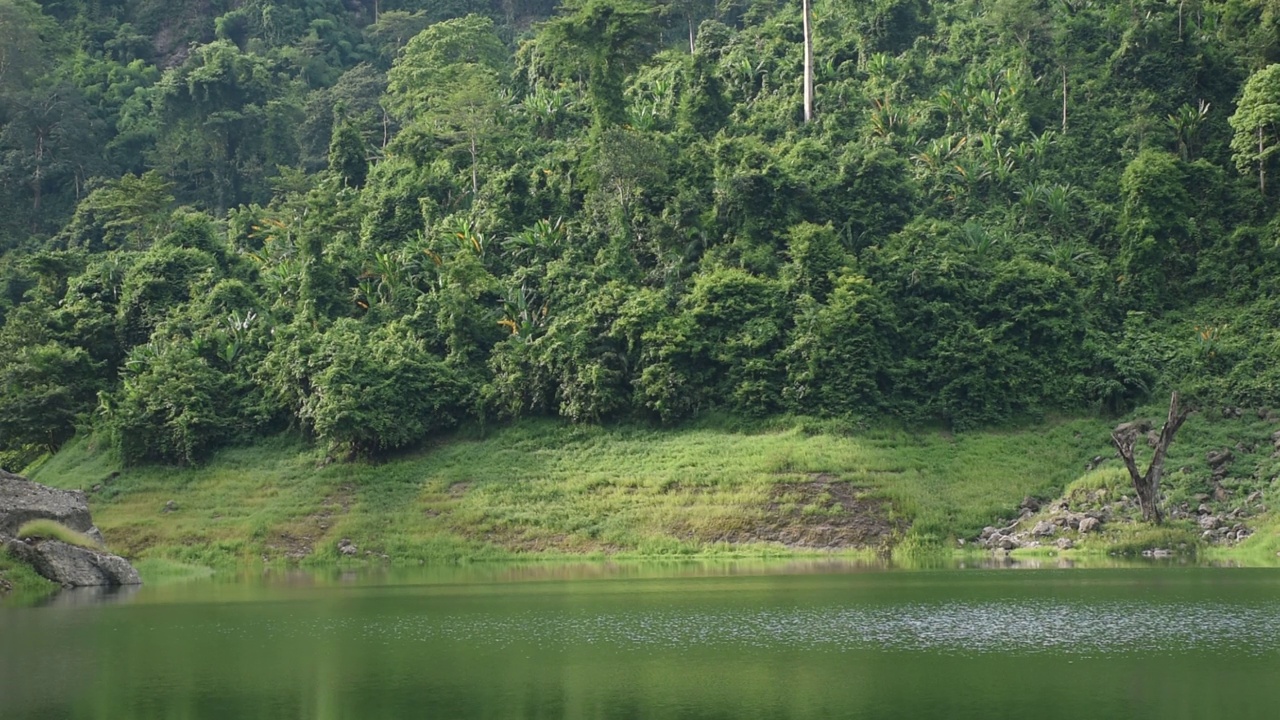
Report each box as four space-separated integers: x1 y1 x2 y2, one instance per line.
975 437 1276 553
0 470 140 588
974 493 1112 551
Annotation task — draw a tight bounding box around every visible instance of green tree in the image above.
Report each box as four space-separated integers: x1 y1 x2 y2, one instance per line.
328 113 371 188
299 319 470 457
384 14 508 122
59 172 175 251
1230 63 1280 196
1117 150 1192 305
105 334 252 465
0 341 97 455
536 0 660 131
147 41 297 210
418 64 507 197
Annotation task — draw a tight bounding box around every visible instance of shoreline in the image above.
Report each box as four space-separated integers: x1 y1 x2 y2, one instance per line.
7 411 1279 601
7 544 1280 605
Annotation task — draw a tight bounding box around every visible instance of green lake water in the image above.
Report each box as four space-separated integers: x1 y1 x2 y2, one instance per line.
3 560 1280 719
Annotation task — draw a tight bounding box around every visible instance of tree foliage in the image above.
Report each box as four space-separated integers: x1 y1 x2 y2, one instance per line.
2 0 1280 467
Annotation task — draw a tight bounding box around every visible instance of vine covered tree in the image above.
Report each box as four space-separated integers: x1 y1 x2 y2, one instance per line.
1230 63 1280 196
536 0 660 130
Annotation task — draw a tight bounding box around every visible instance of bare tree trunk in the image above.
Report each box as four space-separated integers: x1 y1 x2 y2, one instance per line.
1112 392 1190 524
802 0 814 123
32 129 44 214
469 135 479 197
1061 66 1068 134
688 15 695 54
1262 127 1267 197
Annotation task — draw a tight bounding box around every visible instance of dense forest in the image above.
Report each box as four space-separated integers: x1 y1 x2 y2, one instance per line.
1 0 1279 469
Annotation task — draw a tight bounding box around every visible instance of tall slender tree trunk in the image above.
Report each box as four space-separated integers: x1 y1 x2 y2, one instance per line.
688 15 695 53
1261 126 1267 196
469 135 479 197
1061 66 1068 134
32 130 43 214
802 0 814 123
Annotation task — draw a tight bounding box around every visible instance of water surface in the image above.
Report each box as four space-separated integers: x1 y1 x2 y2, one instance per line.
3 560 1279 719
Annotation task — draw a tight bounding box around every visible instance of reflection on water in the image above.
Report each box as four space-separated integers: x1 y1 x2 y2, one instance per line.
58 554 1235 606
9 554 1257 609
35 583 141 608
3 561 1280 720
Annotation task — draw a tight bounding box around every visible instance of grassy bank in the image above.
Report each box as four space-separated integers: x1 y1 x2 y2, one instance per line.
0 554 57 602
23 417 1104 571
14 410 1278 588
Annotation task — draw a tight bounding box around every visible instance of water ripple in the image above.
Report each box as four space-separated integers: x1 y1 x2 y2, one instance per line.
203 600 1280 657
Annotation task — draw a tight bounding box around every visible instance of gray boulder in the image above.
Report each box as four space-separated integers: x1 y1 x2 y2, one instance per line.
1 470 139 588
5 539 140 587
0 470 104 543
1078 517 1101 534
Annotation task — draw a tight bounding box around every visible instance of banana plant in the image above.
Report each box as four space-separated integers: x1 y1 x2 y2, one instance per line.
503 217 564 264
868 98 910 141
1167 100 1210 161
959 220 1001 261
446 217 487 259
498 285 548 342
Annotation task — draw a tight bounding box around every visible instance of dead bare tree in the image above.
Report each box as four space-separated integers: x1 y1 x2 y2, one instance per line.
1111 392 1190 524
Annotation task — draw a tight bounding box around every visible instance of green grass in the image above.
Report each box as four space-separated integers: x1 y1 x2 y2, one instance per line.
18 407 1280 580
1065 467 1130 495
15 519 103 549
1082 524 1203 557
0 553 57 603
26 418 1112 570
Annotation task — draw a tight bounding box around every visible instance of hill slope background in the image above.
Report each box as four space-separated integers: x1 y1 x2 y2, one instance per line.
3 1 1280 568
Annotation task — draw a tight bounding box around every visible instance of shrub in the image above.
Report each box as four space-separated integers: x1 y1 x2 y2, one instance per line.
300 319 471 456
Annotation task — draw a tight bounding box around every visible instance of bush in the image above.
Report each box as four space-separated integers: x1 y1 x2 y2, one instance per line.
300 320 471 456
105 335 254 465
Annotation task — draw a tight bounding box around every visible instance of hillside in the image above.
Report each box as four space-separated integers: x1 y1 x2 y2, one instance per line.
3 2 1280 588
18 418 1096 563
9 411 1279 568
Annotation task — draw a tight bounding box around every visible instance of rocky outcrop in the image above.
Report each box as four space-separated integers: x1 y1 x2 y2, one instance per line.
0 470 104 543
4 539 140 587
0 470 139 588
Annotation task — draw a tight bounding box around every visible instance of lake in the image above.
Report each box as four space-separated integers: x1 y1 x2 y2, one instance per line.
2 559 1279 719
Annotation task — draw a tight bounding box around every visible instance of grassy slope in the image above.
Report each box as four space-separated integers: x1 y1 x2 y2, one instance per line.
24 418 1106 569
10 411 1280 596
